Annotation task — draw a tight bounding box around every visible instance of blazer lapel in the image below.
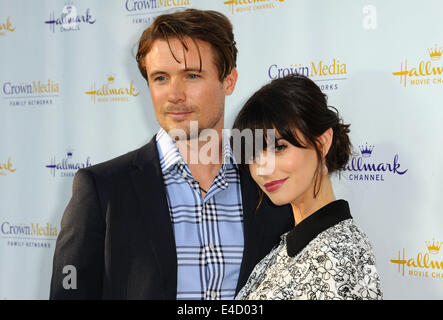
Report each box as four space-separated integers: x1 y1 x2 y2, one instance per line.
235 171 264 294
130 136 177 299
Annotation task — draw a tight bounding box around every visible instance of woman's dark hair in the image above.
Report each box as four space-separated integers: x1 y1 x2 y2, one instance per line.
232 74 351 203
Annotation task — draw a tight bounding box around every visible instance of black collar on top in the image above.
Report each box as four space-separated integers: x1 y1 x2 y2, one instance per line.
286 200 352 258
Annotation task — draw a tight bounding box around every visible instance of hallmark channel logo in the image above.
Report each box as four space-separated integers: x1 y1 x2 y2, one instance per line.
85 74 139 104
0 16 15 36
46 149 92 177
341 142 408 182
268 58 348 91
0 157 16 176
224 0 285 14
45 2 96 33
1 221 58 249
392 44 443 87
125 0 191 25
2 79 60 107
390 238 443 280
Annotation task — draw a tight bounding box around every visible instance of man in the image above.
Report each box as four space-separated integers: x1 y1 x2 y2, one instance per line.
50 9 293 300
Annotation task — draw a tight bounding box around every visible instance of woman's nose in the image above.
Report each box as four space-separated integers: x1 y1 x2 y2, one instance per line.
253 151 276 176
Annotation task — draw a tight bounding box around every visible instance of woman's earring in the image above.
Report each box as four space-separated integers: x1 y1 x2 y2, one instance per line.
322 163 329 175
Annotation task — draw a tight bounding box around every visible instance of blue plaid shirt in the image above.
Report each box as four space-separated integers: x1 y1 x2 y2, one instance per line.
156 128 244 300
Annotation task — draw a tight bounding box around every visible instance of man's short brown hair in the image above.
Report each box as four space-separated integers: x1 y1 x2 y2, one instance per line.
136 9 238 82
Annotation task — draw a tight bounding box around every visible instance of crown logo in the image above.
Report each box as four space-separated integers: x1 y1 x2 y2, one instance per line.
63 0 75 11
425 238 441 254
428 45 442 61
66 148 74 158
359 143 374 158
107 73 116 83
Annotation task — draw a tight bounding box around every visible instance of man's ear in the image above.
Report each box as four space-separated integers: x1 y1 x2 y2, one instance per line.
318 127 333 158
223 67 238 96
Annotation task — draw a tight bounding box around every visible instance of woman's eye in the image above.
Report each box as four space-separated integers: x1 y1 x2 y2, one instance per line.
272 144 286 152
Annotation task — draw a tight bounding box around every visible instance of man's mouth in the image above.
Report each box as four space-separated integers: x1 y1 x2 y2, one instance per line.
167 111 193 120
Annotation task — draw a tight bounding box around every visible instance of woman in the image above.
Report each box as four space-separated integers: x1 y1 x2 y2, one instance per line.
233 74 382 300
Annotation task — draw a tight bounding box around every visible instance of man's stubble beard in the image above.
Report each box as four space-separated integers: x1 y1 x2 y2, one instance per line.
166 107 225 142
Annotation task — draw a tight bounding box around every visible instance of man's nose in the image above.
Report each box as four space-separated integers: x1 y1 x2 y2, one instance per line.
167 78 186 104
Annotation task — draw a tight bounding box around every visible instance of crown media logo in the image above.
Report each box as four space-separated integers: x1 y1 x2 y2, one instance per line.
85 74 139 104
1 79 60 107
341 142 408 182
268 58 348 92
392 44 443 87
0 157 16 176
46 149 92 177
224 0 285 14
45 2 96 33
1 221 58 249
125 0 191 25
0 16 15 36
390 239 443 280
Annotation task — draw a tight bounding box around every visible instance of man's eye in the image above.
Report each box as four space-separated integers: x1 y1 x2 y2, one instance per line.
154 75 166 82
188 73 200 79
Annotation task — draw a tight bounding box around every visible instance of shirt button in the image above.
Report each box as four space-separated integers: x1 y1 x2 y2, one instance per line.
209 244 214 250
211 291 217 299
181 171 187 178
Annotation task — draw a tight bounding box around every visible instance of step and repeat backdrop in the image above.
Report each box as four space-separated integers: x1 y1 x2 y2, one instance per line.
1 0 442 299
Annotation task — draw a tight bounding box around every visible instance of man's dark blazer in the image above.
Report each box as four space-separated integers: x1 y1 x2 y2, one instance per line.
50 135 294 299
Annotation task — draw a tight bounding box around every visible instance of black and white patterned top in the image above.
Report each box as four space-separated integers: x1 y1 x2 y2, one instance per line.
235 200 383 300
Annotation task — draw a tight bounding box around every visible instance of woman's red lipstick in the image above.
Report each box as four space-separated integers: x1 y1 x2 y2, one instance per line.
264 178 288 192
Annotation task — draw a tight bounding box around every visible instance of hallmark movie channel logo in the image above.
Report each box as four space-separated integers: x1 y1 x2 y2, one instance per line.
392 44 443 88
1 79 60 107
125 0 191 25
85 73 139 104
224 0 285 14
45 1 96 33
0 16 15 36
46 149 92 177
390 238 443 280
1 221 58 249
0 157 16 176
268 58 348 92
341 143 408 182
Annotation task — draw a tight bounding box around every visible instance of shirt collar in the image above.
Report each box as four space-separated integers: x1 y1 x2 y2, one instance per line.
156 127 237 174
286 200 352 258
156 127 184 173
221 130 237 167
